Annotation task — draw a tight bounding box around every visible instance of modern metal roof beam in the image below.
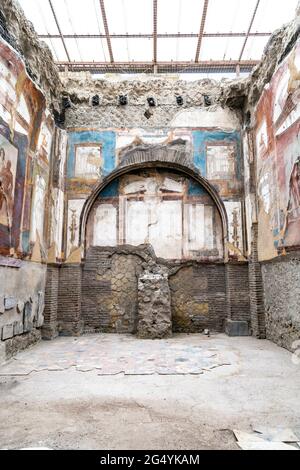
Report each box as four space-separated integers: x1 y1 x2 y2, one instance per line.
38 32 272 39
153 0 158 68
56 59 259 74
99 0 114 62
195 0 209 62
239 0 261 61
48 0 71 62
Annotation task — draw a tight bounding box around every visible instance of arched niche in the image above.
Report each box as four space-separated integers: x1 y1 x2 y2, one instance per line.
80 144 228 261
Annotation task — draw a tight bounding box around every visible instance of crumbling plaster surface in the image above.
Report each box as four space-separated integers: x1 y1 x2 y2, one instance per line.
61 72 245 129
0 261 46 362
0 262 46 329
1 0 63 109
247 13 300 109
81 244 228 336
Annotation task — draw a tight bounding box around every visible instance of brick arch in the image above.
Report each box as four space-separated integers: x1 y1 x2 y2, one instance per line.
79 142 228 252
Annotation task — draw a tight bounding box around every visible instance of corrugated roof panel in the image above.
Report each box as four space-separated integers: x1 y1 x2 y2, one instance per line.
13 0 300 73
242 35 270 60
111 38 153 62
204 0 257 33
158 0 205 34
105 0 153 34
251 0 299 32
200 36 245 61
18 0 58 35
157 38 199 61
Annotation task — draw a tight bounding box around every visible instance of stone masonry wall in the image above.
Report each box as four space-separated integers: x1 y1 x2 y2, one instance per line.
137 269 172 339
82 246 144 333
81 246 232 334
45 246 252 337
261 252 300 352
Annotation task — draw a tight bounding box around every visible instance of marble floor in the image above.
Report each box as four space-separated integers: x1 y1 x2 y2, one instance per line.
0 333 233 376
0 333 299 450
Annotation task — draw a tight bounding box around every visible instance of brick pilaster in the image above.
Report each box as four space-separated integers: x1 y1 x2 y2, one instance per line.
248 223 266 338
57 263 83 336
225 262 251 323
42 264 59 339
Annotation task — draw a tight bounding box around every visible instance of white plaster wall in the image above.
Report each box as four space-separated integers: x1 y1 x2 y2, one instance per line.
93 204 117 246
0 261 46 329
170 107 241 129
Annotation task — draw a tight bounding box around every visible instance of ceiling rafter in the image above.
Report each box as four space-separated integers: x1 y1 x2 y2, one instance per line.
99 0 114 62
239 0 261 61
48 0 70 62
38 32 272 40
195 0 209 63
153 0 158 69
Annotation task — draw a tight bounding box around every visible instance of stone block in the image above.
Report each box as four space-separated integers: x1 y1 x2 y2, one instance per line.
0 341 6 365
23 301 33 332
17 301 24 313
2 324 14 340
225 319 249 337
0 296 4 314
13 321 24 336
41 324 59 340
37 314 44 328
4 296 17 310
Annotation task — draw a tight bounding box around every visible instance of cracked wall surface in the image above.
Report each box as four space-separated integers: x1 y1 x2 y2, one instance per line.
0 0 299 358
85 169 224 262
80 245 229 336
0 0 63 110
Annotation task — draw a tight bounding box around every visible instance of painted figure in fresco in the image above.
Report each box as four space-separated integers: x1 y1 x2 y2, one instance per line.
0 148 5 169
283 156 300 246
69 209 78 246
288 156 300 220
231 208 240 249
0 149 13 226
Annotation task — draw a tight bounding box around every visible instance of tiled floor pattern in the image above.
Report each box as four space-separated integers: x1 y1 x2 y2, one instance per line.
0 333 232 376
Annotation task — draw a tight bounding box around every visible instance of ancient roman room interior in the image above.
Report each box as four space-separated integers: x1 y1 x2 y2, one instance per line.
0 0 300 451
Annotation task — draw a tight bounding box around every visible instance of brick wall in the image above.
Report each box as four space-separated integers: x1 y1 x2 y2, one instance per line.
45 249 254 337
248 224 266 338
57 264 83 336
226 262 250 323
42 264 59 339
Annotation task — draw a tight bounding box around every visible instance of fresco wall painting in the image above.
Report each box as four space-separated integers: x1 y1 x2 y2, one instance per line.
0 38 51 258
255 40 300 260
66 127 244 261
85 170 224 261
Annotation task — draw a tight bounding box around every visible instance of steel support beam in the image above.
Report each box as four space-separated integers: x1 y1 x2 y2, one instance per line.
153 0 158 67
99 0 114 62
239 0 261 60
195 0 209 62
48 0 70 62
56 60 259 74
38 32 272 39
